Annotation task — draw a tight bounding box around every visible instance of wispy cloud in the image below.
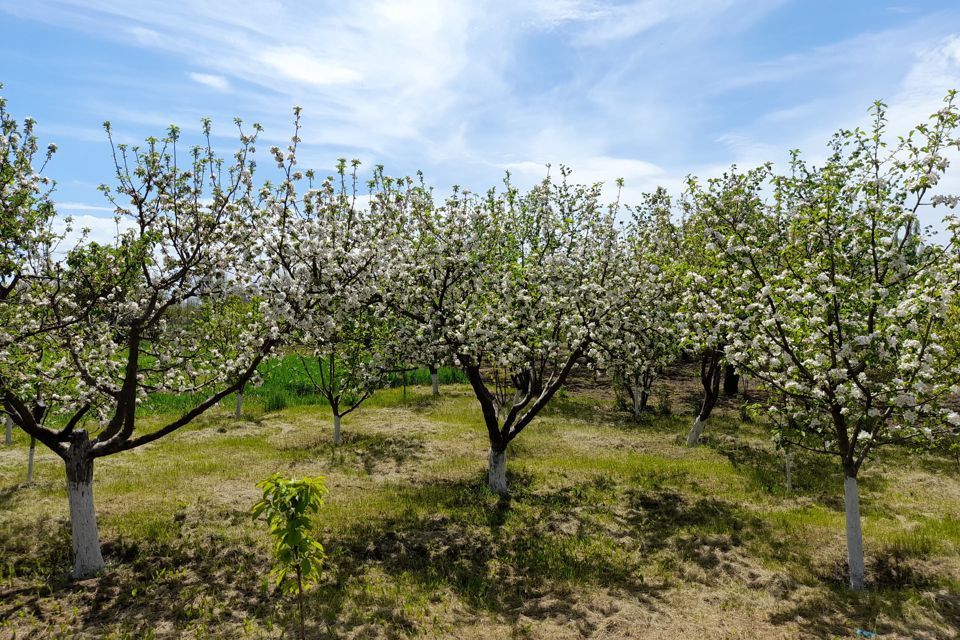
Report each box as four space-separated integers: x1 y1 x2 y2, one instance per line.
188 72 230 91
1 0 959 216
55 201 114 212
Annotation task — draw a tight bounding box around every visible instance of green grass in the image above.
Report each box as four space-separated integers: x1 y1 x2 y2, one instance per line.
1 376 959 639
140 354 466 417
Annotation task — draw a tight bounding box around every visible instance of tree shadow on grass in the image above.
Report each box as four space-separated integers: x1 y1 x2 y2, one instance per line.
307 474 667 636
7 470 944 639
0 507 281 638
280 430 427 476
306 473 812 637
769 581 960 639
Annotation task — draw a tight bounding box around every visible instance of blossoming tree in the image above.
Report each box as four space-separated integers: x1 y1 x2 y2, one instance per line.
679 166 772 446
252 125 403 445
387 169 628 493
719 97 960 590
0 87 60 443
1 117 278 578
597 188 682 416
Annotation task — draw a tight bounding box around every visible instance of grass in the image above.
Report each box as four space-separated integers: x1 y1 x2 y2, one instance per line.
140 354 467 416
1 370 959 639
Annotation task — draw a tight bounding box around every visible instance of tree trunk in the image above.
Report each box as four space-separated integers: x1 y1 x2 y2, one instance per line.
686 417 706 447
630 385 641 418
333 413 342 446
488 448 507 494
686 350 722 448
723 364 739 396
785 450 793 493
429 365 440 397
234 391 244 418
4 414 11 445
843 473 866 591
65 430 105 578
27 437 36 483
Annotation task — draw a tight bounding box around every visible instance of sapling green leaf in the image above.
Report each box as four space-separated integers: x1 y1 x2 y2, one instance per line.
252 473 327 640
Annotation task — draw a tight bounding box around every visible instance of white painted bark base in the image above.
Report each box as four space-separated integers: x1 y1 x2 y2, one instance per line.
785 451 793 493
67 480 105 578
333 414 342 446
4 415 11 445
631 385 641 418
488 449 508 494
27 438 35 484
235 392 244 418
431 373 440 397
686 417 706 447
844 475 865 591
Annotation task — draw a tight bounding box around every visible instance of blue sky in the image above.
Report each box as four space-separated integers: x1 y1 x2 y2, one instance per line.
2 0 960 241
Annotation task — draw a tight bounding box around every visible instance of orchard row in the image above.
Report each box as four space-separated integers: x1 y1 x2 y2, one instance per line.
3 89 960 591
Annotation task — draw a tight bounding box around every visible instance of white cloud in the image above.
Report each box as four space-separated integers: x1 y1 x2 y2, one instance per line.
52 213 134 250
3 0 958 225
55 201 114 212
188 72 231 91
256 48 361 87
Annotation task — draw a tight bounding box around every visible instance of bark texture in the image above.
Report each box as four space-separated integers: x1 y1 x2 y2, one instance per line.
65 431 105 578
844 474 865 591
333 413 342 446
488 448 507 494
429 365 440 397
630 385 641 418
26 437 35 484
686 417 706 447
686 349 723 448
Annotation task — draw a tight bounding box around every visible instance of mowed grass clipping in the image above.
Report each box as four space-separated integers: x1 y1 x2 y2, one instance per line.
1 372 959 639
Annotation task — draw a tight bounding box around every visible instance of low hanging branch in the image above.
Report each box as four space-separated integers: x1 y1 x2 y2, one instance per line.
1 106 283 578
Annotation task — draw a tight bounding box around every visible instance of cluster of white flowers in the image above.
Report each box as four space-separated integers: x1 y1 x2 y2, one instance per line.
2 111 276 460
5 91 960 491
698 97 960 475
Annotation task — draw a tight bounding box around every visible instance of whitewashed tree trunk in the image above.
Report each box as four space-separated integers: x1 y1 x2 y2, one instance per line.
686 417 706 447
631 385 641 418
5 414 12 445
26 437 36 484
488 448 507 494
333 413 342 446
844 474 865 591
234 391 243 418
431 372 440 397
65 430 105 578
785 450 793 493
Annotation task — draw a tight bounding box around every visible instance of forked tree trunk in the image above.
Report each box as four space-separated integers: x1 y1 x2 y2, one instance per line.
333 413 342 446
429 365 440 397
843 473 865 591
686 350 723 448
488 448 507 494
26 437 36 484
65 431 105 578
4 414 11 445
